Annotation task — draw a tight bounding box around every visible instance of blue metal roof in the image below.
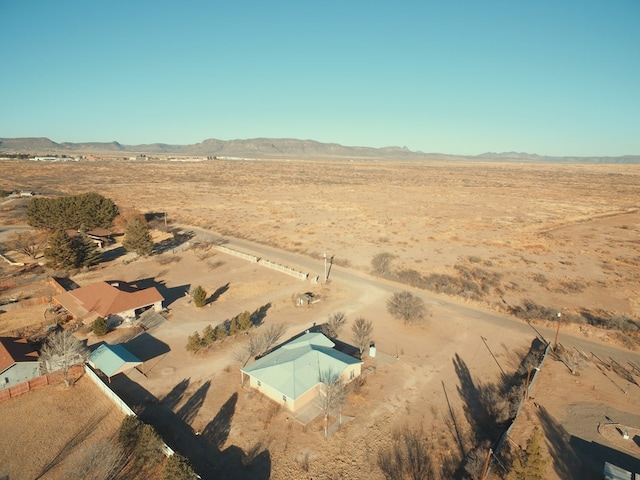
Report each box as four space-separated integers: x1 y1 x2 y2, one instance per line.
89 343 142 378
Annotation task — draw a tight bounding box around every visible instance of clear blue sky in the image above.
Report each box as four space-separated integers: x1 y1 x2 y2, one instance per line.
1 1 639 156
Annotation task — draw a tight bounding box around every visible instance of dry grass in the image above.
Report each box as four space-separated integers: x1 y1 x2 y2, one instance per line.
1 158 640 480
2 159 639 323
0 375 124 480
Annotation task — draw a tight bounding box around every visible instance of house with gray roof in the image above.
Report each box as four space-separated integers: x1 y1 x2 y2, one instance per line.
241 332 362 412
0 337 40 391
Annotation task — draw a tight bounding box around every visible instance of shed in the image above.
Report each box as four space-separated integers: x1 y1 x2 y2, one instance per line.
88 343 142 382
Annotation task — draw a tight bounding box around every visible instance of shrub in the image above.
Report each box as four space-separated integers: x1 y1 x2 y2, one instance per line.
192 286 207 308
386 291 427 325
202 324 216 344
213 324 228 340
235 311 252 331
186 331 205 353
371 252 395 277
92 316 109 336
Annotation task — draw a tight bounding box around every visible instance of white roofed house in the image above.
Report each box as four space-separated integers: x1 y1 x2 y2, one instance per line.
241 332 362 412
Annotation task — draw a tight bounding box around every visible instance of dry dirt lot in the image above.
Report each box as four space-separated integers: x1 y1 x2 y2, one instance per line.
1 158 640 479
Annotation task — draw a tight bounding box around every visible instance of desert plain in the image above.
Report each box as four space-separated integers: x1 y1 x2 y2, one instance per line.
0 157 639 479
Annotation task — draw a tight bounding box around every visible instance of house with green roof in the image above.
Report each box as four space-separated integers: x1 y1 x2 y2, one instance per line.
241 332 362 412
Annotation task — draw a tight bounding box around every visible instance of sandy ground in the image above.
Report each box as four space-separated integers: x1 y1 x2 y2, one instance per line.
1 159 640 479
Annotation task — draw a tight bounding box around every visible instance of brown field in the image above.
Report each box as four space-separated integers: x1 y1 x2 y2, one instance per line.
0 375 124 480
1 158 640 479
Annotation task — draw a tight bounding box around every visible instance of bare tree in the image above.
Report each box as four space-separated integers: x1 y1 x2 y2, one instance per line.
6 229 49 259
241 323 287 366
40 329 89 387
371 252 395 277
317 369 346 438
387 291 427 325
322 311 347 339
259 323 287 352
351 317 373 357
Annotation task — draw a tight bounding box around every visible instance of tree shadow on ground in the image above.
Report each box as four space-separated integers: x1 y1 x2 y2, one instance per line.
161 378 190 410
202 392 237 449
100 246 127 262
206 283 229 305
177 381 211 426
453 353 497 443
35 411 109 478
109 375 270 480
251 303 272 327
536 405 583 479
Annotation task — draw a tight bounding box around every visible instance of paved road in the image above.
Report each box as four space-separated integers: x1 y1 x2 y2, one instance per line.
183 225 640 368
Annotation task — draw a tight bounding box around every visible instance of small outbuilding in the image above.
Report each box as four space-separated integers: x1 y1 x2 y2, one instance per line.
88 343 142 382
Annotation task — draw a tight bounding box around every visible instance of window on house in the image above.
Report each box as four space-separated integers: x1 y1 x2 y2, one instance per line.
282 394 287 402
4 377 8 384
257 380 261 387
350 370 355 379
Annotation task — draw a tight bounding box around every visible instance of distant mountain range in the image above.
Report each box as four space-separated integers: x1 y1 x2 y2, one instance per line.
0 137 638 163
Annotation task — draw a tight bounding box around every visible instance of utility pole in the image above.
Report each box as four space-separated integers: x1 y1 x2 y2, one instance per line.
323 251 328 282
553 311 562 350
480 448 492 480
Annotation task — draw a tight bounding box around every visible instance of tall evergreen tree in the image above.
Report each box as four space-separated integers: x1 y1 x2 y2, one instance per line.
123 218 154 256
78 235 102 266
192 286 207 308
508 427 547 480
44 229 80 269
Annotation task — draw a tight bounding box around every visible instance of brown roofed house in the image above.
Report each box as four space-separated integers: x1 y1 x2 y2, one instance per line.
0 337 40 391
53 281 164 325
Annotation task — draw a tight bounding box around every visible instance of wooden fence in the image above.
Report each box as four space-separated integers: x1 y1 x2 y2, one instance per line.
0 365 84 403
0 295 50 312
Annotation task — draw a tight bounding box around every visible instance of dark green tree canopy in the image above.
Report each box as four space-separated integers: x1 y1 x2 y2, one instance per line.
44 229 79 269
27 192 118 231
123 218 154 256
44 230 103 269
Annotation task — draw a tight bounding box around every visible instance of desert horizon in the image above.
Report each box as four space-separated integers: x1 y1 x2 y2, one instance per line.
1 156 639 479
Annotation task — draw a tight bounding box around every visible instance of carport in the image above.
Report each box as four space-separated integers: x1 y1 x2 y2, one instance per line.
88 343 143 383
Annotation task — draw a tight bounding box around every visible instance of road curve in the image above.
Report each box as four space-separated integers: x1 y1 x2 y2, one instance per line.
182 224 640 367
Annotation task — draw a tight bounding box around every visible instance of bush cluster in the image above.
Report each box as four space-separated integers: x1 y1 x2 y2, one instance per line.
92 316 109 336
186 311 252 352
509 300 640 335
395 264 503 300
